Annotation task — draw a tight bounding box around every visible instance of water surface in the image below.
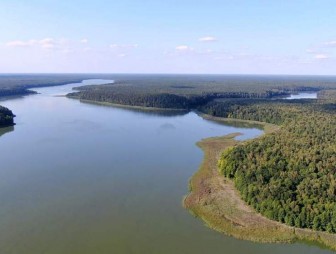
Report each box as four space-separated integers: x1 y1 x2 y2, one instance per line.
285 92 318 99
0 80 333 254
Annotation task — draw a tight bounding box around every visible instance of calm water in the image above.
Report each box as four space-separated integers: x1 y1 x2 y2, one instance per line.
285 92 318 99
0 80 333 254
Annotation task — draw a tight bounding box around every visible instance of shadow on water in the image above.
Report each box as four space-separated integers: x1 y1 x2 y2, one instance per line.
0 95 28 102
0 126 14 138
297 239 333 252
78 99 266 129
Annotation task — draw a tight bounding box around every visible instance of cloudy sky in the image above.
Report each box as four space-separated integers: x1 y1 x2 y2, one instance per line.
0 0 336 74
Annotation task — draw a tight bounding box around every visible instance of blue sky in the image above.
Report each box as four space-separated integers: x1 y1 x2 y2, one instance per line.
0 0 335 74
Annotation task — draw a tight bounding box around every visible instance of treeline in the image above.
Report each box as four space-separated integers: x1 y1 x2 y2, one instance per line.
215 100 336 233
0 106 15 127
67 74 336 109
68 90 192 109
68 89 289 109
0 88 36 97
68 84 296 109
79 74 336 95
198 98 315 125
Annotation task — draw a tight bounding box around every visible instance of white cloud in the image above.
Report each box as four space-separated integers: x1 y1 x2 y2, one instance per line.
110 44 138 49
39 38 55 49
175 45 194 51
314 54 329 59
6 38 58 49
199 36 217 42
324 41 336 47
80 38 88 43
6 40 34 47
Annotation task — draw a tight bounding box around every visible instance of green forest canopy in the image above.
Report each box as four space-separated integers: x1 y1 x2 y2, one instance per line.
216 98 336 233
69 74 336 109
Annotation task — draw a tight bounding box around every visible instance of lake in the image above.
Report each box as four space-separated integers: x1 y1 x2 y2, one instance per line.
285 92 318 99
0 80 333 254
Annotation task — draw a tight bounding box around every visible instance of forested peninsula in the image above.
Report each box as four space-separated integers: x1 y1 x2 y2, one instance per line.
66 75 336 109
193 96 336 250
67 75 336 250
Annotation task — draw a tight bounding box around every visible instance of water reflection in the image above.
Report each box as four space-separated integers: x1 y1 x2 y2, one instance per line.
285 92 318 100
79 99 189 117
0 126 14 138
203 117 265 131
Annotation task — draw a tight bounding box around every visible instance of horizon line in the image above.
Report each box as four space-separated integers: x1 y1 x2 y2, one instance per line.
1 72 336 77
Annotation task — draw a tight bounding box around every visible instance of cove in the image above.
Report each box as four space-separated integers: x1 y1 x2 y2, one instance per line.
0 80 333 254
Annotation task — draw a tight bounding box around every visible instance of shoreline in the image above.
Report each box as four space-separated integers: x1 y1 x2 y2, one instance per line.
183 117 336 251
68 96 189 112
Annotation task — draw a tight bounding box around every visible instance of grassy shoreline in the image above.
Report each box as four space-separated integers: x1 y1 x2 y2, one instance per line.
183 117 336 251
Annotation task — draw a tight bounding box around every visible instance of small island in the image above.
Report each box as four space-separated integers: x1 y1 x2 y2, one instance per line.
0 106 15 127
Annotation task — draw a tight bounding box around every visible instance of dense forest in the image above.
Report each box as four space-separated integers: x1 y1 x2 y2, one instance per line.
68 75 336 109
215 99 336 233
318 89 336 100
0 106 15 127
198 98 317 124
